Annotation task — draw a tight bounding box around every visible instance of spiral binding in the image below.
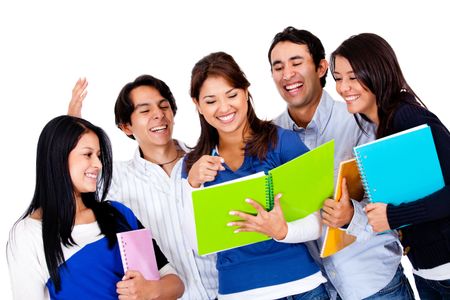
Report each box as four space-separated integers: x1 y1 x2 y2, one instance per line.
354 151 373 202
265 173 274 209
119 236 129 271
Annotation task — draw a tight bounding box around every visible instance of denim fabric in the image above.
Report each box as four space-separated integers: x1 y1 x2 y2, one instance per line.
276 284 329 300
363 265 414 300
414 274 450 299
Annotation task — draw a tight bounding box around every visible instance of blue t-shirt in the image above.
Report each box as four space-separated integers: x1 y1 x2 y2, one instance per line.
183 126 320 294
46 202 143 299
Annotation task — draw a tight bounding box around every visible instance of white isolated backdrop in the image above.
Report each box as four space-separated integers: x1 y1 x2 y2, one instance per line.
1 0 449 298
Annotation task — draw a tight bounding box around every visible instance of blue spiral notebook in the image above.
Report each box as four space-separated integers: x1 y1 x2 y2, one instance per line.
353 124 444 205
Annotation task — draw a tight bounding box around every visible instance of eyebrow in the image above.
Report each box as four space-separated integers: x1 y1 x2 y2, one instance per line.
271 55 304 67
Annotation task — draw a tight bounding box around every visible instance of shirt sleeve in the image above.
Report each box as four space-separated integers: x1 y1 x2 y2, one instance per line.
7 221 50 300
277 212 321 243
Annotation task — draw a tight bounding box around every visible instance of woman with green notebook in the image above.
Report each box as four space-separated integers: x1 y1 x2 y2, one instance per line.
330 33 450 299
182 51 328 299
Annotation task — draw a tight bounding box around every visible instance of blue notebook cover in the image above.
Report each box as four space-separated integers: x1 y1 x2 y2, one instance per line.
353 124 444 205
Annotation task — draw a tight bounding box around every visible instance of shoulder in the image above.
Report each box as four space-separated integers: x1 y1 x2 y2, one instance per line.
274 126 309 162
273 109 290 128
106 201 138 228
7 217 43 258
391 102 440 132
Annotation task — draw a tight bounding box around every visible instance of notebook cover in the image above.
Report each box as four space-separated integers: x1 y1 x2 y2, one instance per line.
320 158 362 257
353 124 444 205
192 140 334 256
117 228 160 280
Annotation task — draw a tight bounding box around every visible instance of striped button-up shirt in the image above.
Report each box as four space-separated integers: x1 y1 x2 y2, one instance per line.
108 143 218 300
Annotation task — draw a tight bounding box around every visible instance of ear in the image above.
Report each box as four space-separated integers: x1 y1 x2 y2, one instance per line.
119 123 133 136
192 98 202 115
318 59 329 78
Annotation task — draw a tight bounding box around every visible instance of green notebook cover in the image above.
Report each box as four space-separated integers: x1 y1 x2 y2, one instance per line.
192 140 334 255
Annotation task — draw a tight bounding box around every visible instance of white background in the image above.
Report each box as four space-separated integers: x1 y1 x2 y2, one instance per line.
1 0 449 298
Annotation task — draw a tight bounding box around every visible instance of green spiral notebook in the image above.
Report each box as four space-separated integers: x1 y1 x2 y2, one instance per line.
191 140 334 255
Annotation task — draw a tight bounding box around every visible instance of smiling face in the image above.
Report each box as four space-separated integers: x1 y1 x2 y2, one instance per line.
270 41 327 110
333 55 378 123
195 75 249 138
121 85 174 148
68 131 102 197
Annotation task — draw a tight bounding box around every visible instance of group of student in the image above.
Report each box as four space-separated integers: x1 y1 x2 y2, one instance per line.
6 26 450 300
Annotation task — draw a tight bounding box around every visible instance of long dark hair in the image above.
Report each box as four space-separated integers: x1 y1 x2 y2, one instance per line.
185 51 278 172
330 33 425 138
24 115 130 291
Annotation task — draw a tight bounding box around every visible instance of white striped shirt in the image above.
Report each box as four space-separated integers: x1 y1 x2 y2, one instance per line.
107 143 218 300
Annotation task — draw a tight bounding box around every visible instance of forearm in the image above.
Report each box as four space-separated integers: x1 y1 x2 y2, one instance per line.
155 274 184 300
388 185 450 228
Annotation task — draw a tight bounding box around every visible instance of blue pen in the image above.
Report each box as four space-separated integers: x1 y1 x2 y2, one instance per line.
211 147 218 157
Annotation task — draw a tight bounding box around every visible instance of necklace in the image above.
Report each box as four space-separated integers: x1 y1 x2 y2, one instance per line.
155 149 181 167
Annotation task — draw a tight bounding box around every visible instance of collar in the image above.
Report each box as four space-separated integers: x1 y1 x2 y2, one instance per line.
284 90 335 136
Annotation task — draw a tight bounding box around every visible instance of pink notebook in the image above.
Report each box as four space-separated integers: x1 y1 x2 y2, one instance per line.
117 228 160 280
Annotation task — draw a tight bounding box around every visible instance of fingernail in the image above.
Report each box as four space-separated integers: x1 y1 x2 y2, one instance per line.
227 222 234 226
229 211 236 215
220 158 225 163
234 229 240 233
245 198 251 203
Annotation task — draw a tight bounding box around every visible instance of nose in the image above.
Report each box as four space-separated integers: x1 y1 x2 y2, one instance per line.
218 98 231 113
92 154 102 169
337 79 351 94
282 66 294 81
152 107 164 120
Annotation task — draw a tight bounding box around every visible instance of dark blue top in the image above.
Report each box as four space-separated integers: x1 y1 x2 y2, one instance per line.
386 101 450 269
183 126 321 294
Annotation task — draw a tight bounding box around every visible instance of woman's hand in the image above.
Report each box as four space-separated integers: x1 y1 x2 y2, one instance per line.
188 155 224 188
117 270 184 300
68 77 88 117
117 270 161 300
365 203 390 232
228 193 288 240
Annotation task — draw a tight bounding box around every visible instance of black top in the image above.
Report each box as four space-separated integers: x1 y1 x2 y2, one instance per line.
385 101 450 269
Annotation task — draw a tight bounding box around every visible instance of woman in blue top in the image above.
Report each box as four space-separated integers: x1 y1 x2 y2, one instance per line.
7 115 184 299
184 52 328 300
330 33 450 299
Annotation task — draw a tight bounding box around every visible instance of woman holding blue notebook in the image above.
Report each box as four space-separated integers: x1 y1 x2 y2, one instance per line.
183 52 328 299
330 33 450 299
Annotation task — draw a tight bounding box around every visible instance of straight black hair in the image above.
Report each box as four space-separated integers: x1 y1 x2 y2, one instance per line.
24 115 130 291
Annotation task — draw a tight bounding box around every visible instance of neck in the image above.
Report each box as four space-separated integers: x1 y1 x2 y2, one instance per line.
287 90 322 128
218 125 250 152
141 140 183 175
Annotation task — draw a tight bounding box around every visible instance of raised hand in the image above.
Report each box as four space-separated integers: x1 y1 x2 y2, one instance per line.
322 178 354 228
188 155 225 188
68 77 88 117
228 193 288 240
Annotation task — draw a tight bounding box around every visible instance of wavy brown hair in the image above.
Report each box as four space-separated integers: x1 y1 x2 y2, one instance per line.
185 52 277 172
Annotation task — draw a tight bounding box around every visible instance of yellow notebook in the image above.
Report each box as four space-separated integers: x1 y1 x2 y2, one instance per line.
192 140 334 255
320 158 364 258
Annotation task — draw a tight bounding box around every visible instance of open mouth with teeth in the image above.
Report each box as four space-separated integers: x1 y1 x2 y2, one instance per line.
285 82 304 95
85 172 98 180
217 112 235 123
344 95 360 102
150 125 168 133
